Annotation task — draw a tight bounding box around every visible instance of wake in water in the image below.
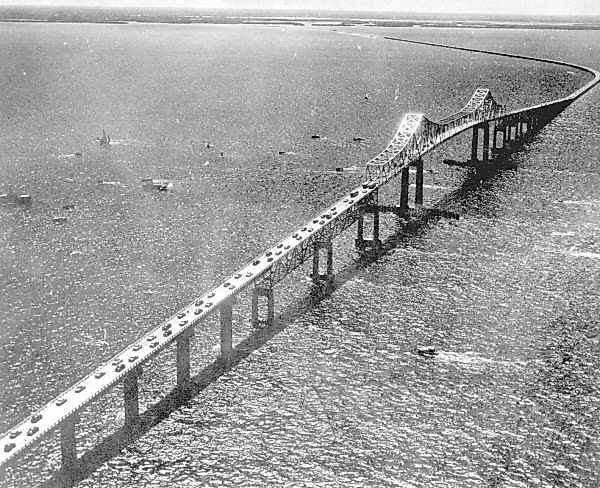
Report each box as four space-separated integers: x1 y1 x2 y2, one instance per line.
554 199 600 205
414 349 528 370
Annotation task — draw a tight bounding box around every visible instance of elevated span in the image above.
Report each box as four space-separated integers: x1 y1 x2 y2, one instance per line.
1 37 599 486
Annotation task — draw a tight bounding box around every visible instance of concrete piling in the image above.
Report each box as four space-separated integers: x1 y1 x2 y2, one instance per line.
252 286 274 328
312 240 334 284
60 415 78 487
482 122 490 161
415 158 424 207
219 301 233 369
400 166 410 209
176 329 193 397
123 370 140 428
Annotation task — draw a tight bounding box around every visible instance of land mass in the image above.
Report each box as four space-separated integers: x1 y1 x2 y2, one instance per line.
1 7 600 30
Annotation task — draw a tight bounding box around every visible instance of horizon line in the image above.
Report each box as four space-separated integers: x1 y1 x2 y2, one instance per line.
2 5 600 19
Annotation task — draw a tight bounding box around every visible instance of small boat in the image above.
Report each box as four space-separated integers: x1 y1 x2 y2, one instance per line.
154 180 173 191
142 178 173 191
96 129 111 146
416 346 437 357
17 194 32 204
353 137 365 142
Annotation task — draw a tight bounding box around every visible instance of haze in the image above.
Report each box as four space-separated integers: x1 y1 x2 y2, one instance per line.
2 0 600 17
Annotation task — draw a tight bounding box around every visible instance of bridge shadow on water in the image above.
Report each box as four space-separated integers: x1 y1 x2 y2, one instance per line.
43 155 520 488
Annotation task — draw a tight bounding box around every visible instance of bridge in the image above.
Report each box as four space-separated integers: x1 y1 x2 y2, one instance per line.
1 37 599 487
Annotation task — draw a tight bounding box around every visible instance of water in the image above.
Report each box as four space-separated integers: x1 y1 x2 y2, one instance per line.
0 23 599 487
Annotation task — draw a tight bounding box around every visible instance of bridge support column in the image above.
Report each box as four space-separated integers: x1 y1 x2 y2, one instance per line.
470 125 479 161
176 329 194 397
123 369 140 430
415 158 424 207
355 205 382 254
400 166 410 210
220 299 234 369
492 124 503 157
61 415 78 487
356 209 364 248
519 118 524 138
252 286 274 328
312 240 334 286
482 122 490 161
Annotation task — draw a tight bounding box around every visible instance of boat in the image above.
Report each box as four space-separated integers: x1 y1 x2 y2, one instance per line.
142 178 173 191
96 129 111 146
153 179 173 191
416 346 437 357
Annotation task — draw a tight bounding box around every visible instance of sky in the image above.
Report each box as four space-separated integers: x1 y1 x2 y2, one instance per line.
2 0 600 17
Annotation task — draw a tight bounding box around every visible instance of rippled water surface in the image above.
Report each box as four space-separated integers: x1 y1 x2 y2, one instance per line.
0 24 599 487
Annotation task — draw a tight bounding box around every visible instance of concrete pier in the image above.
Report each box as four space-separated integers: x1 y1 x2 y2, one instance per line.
492 123 498 151
60 415 78 487
400 166 410 209
252 286 274 328
123 370 140 428
312 240 334 285
470 125 479 161
482 122 490 161
415 158 424 207
355 193 382 254
176 329 193 397
220 300 234 369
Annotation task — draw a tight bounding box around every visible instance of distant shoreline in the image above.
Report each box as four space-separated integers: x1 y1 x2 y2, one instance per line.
1 18 600 30
0 9 599 31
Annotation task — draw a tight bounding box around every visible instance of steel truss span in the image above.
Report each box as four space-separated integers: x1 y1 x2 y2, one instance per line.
1 38 599 478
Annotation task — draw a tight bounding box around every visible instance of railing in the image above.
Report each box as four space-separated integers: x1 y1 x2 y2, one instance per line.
1 36 599 485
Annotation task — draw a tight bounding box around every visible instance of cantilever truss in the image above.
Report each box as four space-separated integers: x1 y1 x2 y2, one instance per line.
366 88 504 182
